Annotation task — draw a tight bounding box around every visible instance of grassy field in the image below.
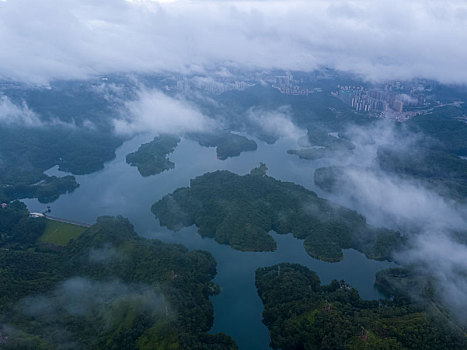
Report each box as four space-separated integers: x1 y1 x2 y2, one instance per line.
40 219 87 246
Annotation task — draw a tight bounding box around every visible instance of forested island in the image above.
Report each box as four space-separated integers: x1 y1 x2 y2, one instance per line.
287 147 333 161
256 263 466 350
152 164 402 262
287 128 354 161
188 132 257 160
0 207 236 349
126 135 180 176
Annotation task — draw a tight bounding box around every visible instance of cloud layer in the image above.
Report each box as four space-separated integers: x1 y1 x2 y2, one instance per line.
1 0 467 83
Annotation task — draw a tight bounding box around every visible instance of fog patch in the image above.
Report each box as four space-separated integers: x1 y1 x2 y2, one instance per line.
10 277 169 347
318 120 467 322
397 233 467 324
342 120 423 168
247 106 306 142
335 167 466 232
19 277 169 326
0 96 44 127
113 88 217 136
0 96 92 129
88 244 118 263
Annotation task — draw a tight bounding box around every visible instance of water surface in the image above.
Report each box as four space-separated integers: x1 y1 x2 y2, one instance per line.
25 135 396 350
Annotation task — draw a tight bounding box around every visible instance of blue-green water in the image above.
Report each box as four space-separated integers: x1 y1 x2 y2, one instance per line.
24 135 396 350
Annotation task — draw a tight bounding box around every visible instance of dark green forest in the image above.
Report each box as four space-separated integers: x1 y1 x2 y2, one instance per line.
0 126 123 204
126 135 180 176
0 209 237 349
188 132 257 160
256 263 466 350
152 165 403 262
0 81 126 203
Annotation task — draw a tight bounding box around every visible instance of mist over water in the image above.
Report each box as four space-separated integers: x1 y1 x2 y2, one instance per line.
314 121 467 323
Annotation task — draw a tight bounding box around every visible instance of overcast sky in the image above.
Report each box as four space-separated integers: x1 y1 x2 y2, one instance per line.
1 0 467 84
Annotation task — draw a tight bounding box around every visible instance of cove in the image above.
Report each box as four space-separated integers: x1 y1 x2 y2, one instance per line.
24 134 397 350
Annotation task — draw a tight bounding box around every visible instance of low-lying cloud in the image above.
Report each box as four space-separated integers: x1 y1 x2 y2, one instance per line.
319 120 467 323
400 232 467 324
247 106 306 141
0 96 43 127
0 95 90 129
1 0 467 84
113 88 216 135
20 277 167 320
339 167 466 233
10 277 169 347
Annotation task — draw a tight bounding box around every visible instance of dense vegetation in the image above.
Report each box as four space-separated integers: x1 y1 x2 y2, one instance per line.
256 263 466 350
0 172 79 204
0 126 123 176
314 144 467 203
314 166 346 192
0 81 126 203
0 127 122 203
313 105 467 202
288 147 351 161
0 201 46 249
152 165 402 262
407 105 467 157
371 105 467 202
126 135 180 176
189 132 257 160
0 214 237 349
377 147 467 201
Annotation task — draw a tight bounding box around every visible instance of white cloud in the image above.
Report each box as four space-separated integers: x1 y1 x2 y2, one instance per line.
1 0 467 83
0 96 43 127
339 166 467 232
0 96 85 129
247 106 305 141
399 233 467 324
113 88 216 135
321 121 467 322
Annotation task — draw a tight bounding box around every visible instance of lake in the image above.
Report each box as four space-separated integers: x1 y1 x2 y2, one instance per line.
24 134 396 350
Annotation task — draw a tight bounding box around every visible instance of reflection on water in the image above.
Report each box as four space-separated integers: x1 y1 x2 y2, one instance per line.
24 135 396 350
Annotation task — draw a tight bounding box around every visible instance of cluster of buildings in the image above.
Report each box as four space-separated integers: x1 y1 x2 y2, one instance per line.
333 84 426 114
171 71 322 96
270 73 320 95
168 71 327 96
174 76 255 95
